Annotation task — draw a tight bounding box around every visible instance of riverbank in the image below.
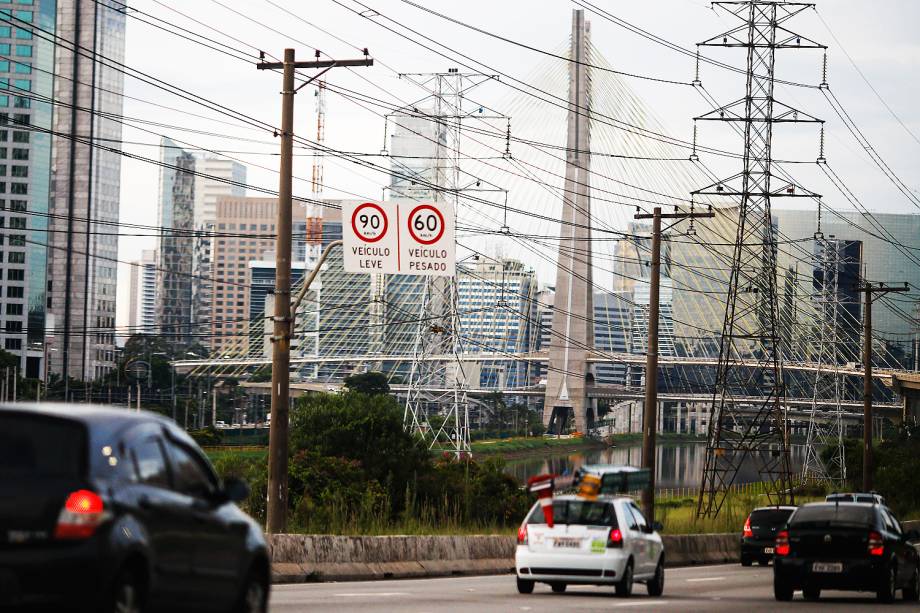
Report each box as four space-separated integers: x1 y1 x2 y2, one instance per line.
470 435 606 458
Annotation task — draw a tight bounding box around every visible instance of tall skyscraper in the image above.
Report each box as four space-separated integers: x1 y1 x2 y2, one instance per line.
156 138 195 346
773 209 920 356
209 196 278 354
0 1 56 378
457 257 539 388
128 249 157 335
190 156 246 346
46 0 126 383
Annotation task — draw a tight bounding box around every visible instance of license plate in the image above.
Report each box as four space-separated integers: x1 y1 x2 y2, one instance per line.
554 537 581 549
763 547 774 554
812 562 843 573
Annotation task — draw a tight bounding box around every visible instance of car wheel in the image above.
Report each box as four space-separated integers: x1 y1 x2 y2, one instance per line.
109 568 144 613
615 560 633 598
550 582 567 593
773 576 794 602
516 577 535 594
235 570 268 613
647 558 665 597
803 586 820 601
741 556 752 567
877 562 897 604
904 566 920 601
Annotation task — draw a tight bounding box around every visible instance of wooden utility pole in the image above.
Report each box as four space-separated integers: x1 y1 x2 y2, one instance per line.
635 206 713 523
854 281 908 491
258 48 372 534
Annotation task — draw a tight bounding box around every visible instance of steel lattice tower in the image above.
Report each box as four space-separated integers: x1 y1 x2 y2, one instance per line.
802 238 848 486
694 1 825 517
400 71 503 456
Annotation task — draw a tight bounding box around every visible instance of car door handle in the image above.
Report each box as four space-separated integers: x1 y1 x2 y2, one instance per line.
138 496 153 510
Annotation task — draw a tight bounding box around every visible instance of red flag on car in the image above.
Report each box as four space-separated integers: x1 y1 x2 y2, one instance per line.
527 474 556 528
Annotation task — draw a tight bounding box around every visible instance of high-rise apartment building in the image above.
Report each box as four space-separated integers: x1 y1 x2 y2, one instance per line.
156 138 195 346
209 196 277 354
0 1 56 378
46 0 126 383
128 249 157 335
773 209 920 362
190 157 246 346
457 257 539 388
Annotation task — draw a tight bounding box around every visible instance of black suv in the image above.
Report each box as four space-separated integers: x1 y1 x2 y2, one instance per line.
773 502 920 603
741 505 796 566
0 405 270 612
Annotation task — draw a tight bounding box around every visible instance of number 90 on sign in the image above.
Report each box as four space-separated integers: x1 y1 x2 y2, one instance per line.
408 204 445 245
350 202 388 243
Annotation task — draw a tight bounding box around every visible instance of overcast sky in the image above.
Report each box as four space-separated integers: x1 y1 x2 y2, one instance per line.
115 0 920 328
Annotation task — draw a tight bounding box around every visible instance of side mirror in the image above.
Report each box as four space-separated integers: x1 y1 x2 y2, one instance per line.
905 530 920 543
652 521 664 533
221 477 250 503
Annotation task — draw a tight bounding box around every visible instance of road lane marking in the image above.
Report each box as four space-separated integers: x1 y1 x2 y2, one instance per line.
333 592 411 597
686 577 725 583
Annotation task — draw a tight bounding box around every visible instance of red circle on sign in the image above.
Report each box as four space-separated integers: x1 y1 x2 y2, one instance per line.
350 202 388 243
407 204 445 245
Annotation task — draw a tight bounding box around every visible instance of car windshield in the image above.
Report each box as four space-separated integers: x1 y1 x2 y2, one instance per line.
789 505 876 529
0 414 86 479
527 500 618 527
751 508 794 525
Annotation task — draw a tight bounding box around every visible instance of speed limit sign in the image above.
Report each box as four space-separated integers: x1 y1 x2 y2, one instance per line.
407 204 445 245
402 201 454 276
342 201 398 273
341 199 454 276
351 202 389 243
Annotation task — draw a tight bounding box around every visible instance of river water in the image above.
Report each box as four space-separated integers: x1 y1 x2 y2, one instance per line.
504 442 807 490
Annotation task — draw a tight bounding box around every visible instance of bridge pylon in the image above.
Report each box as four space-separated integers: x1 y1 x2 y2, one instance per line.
543 9 595 435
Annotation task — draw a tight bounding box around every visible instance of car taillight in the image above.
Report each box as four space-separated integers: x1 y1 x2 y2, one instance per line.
608 528 623 548
517 524 528 545
54 490 107 540
775 530 790 556
868 531 884 556
743 515 753 538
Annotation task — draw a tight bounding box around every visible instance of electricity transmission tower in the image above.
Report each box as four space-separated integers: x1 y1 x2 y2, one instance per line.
398 70 503 456
802 238 849 486
693 1 825 518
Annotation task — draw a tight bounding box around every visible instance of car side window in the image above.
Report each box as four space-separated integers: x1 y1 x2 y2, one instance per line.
131 437 170 488
165 439 216 499
882 509 901 535
629 502 650 532
621 503 640 531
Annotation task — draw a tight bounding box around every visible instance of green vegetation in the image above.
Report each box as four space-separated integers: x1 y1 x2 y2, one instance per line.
823 424 920 518
471 435 603 456
655 486 823 535
209 389 531 534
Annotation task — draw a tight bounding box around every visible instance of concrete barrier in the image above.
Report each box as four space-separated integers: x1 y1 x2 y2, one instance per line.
268 532 741 583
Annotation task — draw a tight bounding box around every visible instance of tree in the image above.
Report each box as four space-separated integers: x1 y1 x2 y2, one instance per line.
342 371 390 396
289 391 429 509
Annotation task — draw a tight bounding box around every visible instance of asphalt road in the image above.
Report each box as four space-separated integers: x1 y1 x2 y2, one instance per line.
269 563 918 612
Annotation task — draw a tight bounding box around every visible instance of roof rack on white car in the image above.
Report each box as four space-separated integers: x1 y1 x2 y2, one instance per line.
573 465 651 496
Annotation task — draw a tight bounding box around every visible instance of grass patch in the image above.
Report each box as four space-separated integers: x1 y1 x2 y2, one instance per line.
656 488 824 534
205 447 267 464
470 436 601 455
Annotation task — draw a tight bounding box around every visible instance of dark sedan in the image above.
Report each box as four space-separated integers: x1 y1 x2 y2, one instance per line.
0 404 270 612
741 505 796 566
773 502 920 603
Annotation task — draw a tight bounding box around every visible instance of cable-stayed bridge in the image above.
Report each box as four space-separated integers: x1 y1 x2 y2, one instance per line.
176 5 920 511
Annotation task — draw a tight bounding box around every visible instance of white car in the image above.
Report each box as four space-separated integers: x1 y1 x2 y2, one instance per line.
515 495 665 597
